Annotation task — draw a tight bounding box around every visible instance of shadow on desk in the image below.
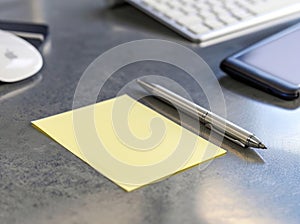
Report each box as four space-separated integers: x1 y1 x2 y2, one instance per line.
0 74 42 102
137 95 265 164
219 76 300 110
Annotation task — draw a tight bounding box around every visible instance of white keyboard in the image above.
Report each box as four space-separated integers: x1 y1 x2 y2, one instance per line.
126 0 300 44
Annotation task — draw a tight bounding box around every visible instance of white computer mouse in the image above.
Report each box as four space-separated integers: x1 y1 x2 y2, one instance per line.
0 29 43 82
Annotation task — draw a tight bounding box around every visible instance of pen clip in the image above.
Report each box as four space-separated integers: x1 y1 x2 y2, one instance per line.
205 123 246 148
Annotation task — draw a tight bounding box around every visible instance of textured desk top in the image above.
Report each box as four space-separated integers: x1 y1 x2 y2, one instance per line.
1 0 300 224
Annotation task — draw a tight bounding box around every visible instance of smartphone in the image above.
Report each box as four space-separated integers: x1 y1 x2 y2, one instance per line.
221 23 300 100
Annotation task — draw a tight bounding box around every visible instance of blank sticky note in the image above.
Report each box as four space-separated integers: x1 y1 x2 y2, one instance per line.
32 95 226 191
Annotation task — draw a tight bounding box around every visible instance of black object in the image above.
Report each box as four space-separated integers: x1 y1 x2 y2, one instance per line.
0 20 49 49
221 23 300 100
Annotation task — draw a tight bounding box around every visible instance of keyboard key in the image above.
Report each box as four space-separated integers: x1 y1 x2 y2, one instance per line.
219 15 239 25
188 24 210 34
163 9 185 20
175 15 203 26
232 9 253 20
204 19 224 29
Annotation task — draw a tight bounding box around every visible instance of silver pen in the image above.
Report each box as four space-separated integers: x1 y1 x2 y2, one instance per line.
137 79 267 149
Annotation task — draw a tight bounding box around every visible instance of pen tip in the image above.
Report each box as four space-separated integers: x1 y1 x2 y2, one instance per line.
259 143 267 149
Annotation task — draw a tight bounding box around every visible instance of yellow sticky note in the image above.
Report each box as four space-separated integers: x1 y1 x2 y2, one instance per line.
32 95 226 191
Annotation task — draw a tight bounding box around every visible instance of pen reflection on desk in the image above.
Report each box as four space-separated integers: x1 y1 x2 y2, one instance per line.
136 79 267 149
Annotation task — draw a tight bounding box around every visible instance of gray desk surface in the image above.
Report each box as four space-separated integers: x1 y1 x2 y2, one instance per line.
1 0 300 224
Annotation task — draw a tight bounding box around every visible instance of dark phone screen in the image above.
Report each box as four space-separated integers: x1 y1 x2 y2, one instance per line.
238 29 300 86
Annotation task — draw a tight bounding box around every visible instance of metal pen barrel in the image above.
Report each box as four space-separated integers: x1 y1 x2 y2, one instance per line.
137 79 266 149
